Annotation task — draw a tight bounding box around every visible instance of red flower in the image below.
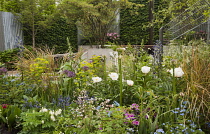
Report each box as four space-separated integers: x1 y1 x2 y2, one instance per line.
1 104 9 109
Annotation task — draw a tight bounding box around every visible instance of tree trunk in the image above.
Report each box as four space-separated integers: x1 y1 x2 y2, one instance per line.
149 0 154 45
32 12 35 48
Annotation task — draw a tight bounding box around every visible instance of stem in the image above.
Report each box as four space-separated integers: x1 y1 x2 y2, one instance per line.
172 66 176 94
133 59 136 82
103 56 107 82
143 75 146 88
118 57 123 106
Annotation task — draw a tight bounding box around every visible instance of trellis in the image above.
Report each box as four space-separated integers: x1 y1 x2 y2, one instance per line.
160 0 210 44
155 0 210 65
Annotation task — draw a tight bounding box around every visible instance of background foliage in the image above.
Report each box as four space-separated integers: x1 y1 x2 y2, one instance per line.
24 17 77 53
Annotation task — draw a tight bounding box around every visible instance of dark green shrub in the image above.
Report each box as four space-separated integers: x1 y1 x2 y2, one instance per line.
0 49 19 70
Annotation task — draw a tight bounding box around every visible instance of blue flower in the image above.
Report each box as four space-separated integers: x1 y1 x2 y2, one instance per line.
198 129 202 131
190 123 196 128
180 113 184 116
156 128 165 133
182 101 189 104
107 111 112 117
179 124 184 126
96 106 101 110
180 109 186 112
11 79 16 82
181 105 187 108
191 129 195 132
172 110 179 113
113 101 120 107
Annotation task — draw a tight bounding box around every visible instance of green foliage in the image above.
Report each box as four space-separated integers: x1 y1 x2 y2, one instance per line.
17 0 57 48
59 0 121 46
19 109 59 134
54 97 128 133
120 0 148 45
0 105 21 132
0 48 19 70
0 0 21 12
34 17 77 53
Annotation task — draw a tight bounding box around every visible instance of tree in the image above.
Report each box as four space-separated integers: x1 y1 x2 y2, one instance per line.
18 0 56 48
59 0 142 46
58 0 121 46
0 0 21 12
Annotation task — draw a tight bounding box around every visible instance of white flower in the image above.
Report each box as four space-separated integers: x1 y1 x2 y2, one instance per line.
41 120 44 124
40 107 48 112
92 77 102 83
141 66 151 74
169 67 184 77
49 110 54 115
117 48 126 51
50 115 56 121
126 80 134 86
55 109 62 116
108 73 119 80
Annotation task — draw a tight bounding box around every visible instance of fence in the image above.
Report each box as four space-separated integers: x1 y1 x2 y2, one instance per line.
0 11 23 51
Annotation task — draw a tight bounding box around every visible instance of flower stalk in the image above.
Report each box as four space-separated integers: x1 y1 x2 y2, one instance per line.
118 56 123 106
172 66 176 94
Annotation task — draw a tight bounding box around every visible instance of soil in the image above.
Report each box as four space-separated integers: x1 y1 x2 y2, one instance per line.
0 124 20 134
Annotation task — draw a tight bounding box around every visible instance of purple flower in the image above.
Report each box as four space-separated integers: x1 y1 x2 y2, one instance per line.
0 67 7 75
63 70 76 78
132 120 139 125
82 66 89 71
130 103 139 110
125 113 135 120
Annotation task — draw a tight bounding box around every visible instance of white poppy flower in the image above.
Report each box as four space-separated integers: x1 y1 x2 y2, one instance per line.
169 67 184 77
92 77 102 83
108 73 119 80
126 80 134 86
141 66 151 74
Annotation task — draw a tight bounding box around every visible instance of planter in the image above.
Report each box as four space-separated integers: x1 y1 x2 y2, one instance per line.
78 45 116 64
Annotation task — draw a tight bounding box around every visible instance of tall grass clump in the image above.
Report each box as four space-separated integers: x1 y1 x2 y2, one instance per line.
164 39 210 131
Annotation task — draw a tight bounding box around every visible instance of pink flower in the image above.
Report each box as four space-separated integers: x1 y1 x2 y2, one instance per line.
132 120 139 125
